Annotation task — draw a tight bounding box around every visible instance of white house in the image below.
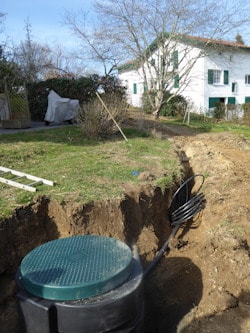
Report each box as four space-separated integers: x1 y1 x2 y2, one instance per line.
118 35 250 116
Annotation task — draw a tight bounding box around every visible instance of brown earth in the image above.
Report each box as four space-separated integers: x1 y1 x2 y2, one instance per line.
0 117 249 332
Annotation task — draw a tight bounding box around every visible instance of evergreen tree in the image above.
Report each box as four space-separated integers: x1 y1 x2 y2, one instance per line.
235 33 245 45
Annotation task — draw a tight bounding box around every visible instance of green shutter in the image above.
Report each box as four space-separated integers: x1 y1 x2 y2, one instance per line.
209 97 220 108
228 97 236 105
208 69 213 84
224 70 229 84
133 83 137 94
232 82 236 92
172 50 178 69
245 96 250 103
143 82 147 92
174 75 179 88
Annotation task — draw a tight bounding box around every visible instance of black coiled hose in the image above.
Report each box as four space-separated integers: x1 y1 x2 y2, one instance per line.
144 174 206 277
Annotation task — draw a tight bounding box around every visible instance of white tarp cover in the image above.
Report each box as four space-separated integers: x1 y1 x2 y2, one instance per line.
44 90 79 123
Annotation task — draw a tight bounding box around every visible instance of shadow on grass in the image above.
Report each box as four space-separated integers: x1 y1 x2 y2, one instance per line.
0 114 212 146
0 124 152 146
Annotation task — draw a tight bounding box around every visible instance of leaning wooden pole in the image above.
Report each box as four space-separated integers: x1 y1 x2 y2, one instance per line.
95 92 128 142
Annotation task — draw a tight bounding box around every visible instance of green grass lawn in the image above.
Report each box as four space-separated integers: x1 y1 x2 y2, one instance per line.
0 125 181 218
162 114 250 139
1 116 249 219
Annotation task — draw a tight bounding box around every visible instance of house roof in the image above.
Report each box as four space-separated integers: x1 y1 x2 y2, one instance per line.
118 33 250 73
117 60 138 72
179 34 250 50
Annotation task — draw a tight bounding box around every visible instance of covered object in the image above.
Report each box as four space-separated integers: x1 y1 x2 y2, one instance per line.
44 90 79 124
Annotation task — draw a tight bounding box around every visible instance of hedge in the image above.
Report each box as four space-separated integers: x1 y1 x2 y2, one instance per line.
27 76 99 121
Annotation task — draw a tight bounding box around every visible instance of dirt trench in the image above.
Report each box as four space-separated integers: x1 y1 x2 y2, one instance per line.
0 123 249 333
171 132 250 333
0 182 175 333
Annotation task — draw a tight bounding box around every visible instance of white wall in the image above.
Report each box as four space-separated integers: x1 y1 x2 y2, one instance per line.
119 70 144 107
204 49 250 106
175 43 206 113
118 43 250 114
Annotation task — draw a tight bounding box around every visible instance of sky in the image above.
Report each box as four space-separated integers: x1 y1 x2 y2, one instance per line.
1 0 94 47
2 0 250 49
1 0 250 74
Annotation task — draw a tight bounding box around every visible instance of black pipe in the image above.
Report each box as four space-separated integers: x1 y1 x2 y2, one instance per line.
143 174 206 277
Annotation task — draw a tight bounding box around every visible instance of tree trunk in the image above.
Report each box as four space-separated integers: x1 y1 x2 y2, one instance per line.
153 90 164 118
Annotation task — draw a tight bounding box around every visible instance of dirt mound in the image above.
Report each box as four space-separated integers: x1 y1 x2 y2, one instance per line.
171 131 250 332
0 120 249 333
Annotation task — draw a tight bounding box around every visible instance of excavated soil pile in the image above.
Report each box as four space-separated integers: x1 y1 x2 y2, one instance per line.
0 118 249 333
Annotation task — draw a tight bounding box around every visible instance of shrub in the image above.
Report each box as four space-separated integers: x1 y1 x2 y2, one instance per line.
213 102 226 119
142 90 187 117
26 75 126 121
160 92 187 117
0 58 24 92
241 103 250 125
27 76 99 121
76 93 128 139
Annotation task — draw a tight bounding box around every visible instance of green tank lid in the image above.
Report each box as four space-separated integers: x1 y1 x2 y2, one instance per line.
20 235 133 301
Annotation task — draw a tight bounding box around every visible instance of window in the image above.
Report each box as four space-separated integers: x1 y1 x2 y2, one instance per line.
133 83 137 94
245 96 250 103
174 74 179 88
232 82 237 93
213 70 221 84
224 70 229 84
208 70 229 85
172 50 178 69
245 75 250 84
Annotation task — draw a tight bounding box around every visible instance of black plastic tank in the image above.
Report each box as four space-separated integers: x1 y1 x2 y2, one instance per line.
16 235 144 333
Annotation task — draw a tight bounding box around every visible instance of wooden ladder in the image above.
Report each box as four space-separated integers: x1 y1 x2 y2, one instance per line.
0 166 54 192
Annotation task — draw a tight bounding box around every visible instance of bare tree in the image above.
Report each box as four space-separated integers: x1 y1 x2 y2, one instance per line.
64 9 120 75
64 0 250 116
44 43 76 79
46 43 88 79
14 24 85 81
13 20 53 82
